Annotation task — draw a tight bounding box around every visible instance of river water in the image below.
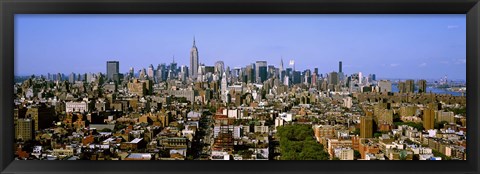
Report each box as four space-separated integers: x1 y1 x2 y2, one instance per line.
391 84 463 96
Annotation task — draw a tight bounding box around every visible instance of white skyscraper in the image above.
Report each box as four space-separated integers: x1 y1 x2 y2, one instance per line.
190 37 199 80
139 68 146 80
289 60 295 71
197 65 205 82
147 64 154 80
284 75 290 86
221 72 228 103
359 72 363 84
215 61 225 77
129 67 134 77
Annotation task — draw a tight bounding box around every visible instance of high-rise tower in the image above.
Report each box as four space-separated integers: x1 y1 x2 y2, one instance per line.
280 57 284 71
255 61 267 83
360 116 373 138
339 61 342 73
190 37 199 80
423 108 435 130
418 79 427 93
106 61 119 82
215 61 225 77
221 72 228 102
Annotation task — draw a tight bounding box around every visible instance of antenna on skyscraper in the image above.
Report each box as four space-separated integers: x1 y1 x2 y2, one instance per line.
280 57 284 71
193 35 196 47
289 60 295 71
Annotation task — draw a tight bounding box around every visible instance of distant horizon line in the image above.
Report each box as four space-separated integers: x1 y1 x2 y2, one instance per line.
14 73 466 82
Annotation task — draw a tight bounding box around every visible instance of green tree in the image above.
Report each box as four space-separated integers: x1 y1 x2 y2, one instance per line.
278 125 329 160
354 150 361 160
447 107 466 116
399 150 408 160
394 122 424 131
351 128 360 135
100 128 112 132
432 149 452 160
393 113 402 122
114 124 127 131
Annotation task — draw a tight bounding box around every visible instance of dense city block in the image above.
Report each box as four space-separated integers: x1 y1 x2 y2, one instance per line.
14 39 466 160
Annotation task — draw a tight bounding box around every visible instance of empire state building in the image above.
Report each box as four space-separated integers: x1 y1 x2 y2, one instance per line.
190 37 199 79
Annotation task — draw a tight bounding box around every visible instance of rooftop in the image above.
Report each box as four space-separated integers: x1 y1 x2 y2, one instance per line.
130 138 143 144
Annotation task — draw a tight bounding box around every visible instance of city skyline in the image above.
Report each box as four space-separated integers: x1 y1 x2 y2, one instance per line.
13 15 467 161
15 14 466 80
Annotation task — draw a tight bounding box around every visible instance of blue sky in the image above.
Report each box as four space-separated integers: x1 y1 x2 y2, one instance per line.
15 14 466 80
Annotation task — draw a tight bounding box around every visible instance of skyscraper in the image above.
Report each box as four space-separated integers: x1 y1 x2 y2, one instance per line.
56 73 62 81
215 61 225 76
338 61 344 83
292 71 301 84
398 82 406 93
423 108 435 130
106 61 119 82
311 73 317 86
221 72 228 102
179 65 189 81
360 116 373 138
279 58 284 71
267 65 275 79
129 67 134 77
284 74 290 86
405 79 415 93
255 61 267 83
358 72 363 84
16 118 34 141
339 61 342 73
378 80 392 93
418 79 427 93
289 60 295 71
246 65 254 83
170 56 178 78
147 64 155 80
69 72 76 83
225 66 230 79
232 67 240 81
158 64 167 81
328 71 339 85
197 65 205 82
286 68 292 82
304 69 311 85
139 68 146 80
190 37 199 80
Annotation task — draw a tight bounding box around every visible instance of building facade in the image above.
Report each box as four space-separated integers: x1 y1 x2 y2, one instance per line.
360 116 373 138
16 118 34 141
106 61 119 82
190 37 199 80
65 101 88 113
418 79 427 93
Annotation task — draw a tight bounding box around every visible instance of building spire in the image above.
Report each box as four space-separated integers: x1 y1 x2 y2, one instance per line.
280 56 284 71
173 55 175 63
193 36 196 47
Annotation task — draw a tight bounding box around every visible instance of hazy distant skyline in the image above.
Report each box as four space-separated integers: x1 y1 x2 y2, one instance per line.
15 14 466 80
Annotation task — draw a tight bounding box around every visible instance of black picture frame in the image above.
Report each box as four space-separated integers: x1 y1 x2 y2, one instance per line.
1 0 479 174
